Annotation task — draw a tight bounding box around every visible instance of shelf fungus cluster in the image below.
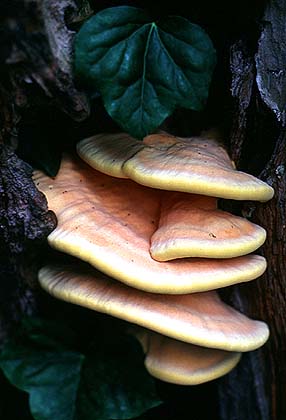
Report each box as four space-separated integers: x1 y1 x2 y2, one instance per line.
34 131 274 386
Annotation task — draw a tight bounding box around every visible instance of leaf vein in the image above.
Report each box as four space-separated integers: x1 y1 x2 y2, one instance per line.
153 26 196 98
139 23 154 133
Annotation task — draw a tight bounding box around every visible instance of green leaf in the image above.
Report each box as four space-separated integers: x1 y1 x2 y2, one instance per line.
0 318 84 420
32 142 61 177
74 6 216 138
0 317 161 420
77 332 161 420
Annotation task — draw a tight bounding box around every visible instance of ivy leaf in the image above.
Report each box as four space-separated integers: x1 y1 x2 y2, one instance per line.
0 317 160 420
74 6 216 139
0 317 83 420
77 332 160 420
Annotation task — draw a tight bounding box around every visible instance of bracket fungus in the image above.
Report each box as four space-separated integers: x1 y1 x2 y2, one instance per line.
132 327 242 386
77 132 274 201
150 192 266 260
38 264 269 352
33 155 267 294
35 131 274 385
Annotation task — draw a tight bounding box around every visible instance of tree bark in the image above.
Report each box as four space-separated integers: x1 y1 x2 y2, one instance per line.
218 3 286 415
0 0 89 346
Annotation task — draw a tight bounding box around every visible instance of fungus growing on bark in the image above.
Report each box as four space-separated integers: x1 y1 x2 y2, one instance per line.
150 192 266 261
77 132 274 201
132 327 242 385
35 130 273 386
38 264 269 352
33 155 267 294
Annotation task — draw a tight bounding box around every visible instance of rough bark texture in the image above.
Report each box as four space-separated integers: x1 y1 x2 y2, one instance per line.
1 0 90 125
0 145 56 344
218 8 286 415
255 132 286 419
219 133 286 420
0 0 90 344
256 0 286 125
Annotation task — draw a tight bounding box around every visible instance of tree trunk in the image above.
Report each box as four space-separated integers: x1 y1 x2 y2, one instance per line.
218 1 286 416
0 1 285 419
